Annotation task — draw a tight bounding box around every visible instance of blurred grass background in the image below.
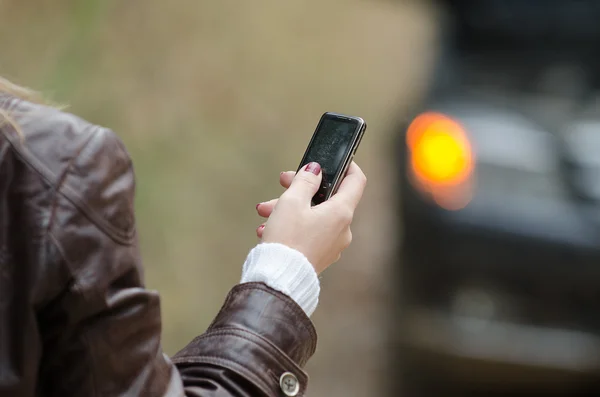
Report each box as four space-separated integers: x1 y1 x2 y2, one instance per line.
1 1 439 395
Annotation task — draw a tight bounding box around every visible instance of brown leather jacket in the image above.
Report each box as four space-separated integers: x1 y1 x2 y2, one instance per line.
0 94 317 396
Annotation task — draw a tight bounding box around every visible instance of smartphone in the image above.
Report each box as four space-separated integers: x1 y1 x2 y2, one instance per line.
297 112 367 205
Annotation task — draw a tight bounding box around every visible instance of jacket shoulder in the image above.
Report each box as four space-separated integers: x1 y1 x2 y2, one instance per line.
3 96 136 243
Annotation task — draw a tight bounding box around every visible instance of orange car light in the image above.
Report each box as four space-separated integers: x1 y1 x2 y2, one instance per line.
407 112 475 210
407 112 474 186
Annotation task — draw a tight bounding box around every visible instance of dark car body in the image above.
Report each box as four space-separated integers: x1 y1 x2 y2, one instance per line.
391 1 600 395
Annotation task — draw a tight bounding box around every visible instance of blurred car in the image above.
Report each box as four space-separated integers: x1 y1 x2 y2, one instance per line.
391 1 600 395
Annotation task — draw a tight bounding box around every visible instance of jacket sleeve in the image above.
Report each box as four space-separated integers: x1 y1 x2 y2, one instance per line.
47 126 317 396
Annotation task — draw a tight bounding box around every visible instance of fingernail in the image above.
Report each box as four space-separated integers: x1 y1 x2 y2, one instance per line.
258 225 265 230
304 162 321 175
256 203 261 210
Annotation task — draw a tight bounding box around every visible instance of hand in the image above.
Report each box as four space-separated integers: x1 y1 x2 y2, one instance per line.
255 162 367 274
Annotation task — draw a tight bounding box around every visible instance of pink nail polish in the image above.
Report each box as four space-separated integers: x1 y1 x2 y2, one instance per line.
304 162 321 175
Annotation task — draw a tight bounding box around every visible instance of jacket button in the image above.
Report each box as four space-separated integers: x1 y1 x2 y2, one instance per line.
279 372 300 396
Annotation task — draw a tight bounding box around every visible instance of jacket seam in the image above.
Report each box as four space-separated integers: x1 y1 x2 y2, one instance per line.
174 356 275 396
53 128 136 244
173 328 308 381
45 126 100 237
173 331 308 396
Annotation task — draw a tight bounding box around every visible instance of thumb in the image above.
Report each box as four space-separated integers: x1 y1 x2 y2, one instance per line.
286 162 323 203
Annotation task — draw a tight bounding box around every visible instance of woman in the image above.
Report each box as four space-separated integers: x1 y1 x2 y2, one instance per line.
0 77 367 397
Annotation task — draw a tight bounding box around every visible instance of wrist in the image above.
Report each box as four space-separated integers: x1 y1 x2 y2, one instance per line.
240 243 320 317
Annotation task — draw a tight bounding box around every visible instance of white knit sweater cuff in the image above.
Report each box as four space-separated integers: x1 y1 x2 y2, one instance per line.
240 243 320 317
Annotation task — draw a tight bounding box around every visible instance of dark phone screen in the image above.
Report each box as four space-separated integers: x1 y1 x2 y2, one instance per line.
302 116 359 203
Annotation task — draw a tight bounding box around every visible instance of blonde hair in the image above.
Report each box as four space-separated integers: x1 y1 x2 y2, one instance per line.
0 76 51 137
0 76 44 104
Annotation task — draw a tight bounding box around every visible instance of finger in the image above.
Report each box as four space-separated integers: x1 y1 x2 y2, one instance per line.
256 199 278 218
280 171 296 189
256 223 266 238
328 162 367 210
284 162 323 205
